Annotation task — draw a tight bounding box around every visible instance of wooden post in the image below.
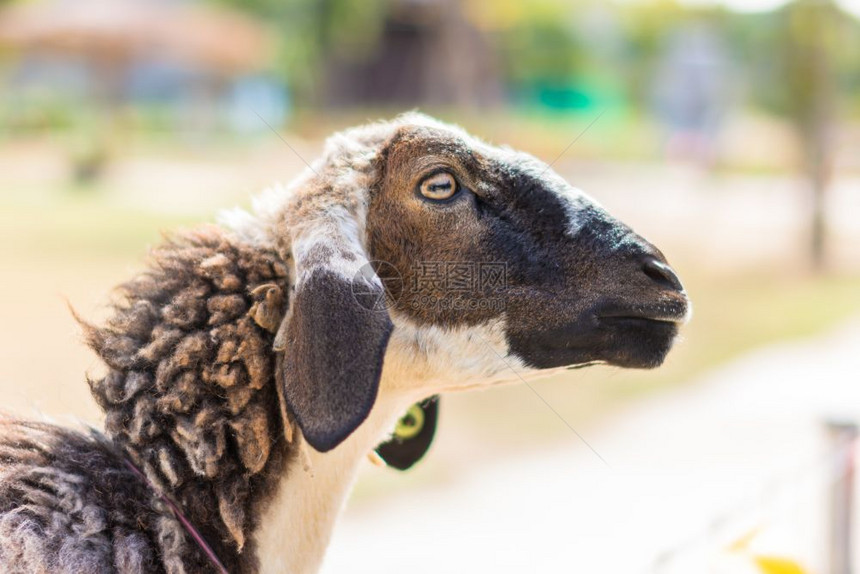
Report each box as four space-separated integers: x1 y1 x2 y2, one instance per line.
827 419 858 574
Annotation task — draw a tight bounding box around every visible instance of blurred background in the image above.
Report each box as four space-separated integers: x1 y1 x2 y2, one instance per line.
1 0 859 571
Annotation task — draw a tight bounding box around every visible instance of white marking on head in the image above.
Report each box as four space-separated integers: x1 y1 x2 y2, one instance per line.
494 148 606 239
290 213 377 287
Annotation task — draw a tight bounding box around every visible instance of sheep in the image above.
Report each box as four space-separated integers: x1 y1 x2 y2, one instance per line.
0 113 689 574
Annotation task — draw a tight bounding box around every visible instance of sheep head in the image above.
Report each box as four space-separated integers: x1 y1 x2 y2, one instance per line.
228 113 690 454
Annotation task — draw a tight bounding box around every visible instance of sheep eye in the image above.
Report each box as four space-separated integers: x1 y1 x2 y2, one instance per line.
419 172 458 201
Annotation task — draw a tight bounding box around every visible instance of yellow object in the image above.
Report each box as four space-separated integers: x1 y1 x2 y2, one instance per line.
725 528 809 574
752 556 808 574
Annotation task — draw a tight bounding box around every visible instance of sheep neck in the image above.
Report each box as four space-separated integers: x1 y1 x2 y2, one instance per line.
85 227 418 573
254 394 405 574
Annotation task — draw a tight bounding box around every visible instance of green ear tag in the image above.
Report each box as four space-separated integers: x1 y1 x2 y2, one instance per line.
375 396 439 471
394 403 425 441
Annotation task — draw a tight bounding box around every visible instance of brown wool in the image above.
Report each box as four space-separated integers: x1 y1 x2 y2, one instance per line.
0 228 297 573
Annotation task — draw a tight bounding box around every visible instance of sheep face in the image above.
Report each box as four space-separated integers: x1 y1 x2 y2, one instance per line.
249 114 689 452
368 124 690 380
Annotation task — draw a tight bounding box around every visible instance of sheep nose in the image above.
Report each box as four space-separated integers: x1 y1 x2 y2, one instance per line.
642 256 685 293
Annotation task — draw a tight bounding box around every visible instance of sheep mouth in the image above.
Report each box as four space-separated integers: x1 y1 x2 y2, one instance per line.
595 314 681 369
596 299 690 327
598 315 683 328
508 313 682 370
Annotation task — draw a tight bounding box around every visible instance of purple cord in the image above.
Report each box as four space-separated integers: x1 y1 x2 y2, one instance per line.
125 459 230 574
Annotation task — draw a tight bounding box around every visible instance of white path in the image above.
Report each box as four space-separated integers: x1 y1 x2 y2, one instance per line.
321 319 860 573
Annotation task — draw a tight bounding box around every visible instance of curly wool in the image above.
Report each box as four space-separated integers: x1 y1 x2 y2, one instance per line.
0 420 165 574
0 227 297 573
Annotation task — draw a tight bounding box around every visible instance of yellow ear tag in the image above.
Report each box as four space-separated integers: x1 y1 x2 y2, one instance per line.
394 404 425 440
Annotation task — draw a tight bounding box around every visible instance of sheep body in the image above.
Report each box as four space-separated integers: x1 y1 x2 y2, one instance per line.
0 419 166 574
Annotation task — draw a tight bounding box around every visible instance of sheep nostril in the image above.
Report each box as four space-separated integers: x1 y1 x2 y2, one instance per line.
642 257 685 292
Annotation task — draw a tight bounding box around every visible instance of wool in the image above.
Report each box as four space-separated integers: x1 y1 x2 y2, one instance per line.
0 419 161 573
0 227 297 573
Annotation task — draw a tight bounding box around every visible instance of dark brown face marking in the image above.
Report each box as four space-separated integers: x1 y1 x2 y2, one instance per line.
366 124 689 370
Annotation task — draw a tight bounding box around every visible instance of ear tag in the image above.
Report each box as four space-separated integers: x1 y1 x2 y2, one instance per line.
374 396 439 471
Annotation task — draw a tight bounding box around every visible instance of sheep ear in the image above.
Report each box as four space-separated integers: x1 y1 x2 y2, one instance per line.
276 227 393 453
375 396 439 471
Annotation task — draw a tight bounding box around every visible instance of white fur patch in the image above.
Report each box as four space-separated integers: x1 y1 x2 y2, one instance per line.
290 214 373 286
495 149 604 239
255 396 408 574
381 316 537 399
218 181 298 248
